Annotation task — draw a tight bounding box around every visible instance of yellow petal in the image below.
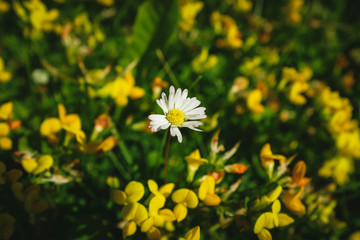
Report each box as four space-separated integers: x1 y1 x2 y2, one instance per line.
267 186 283 202
152 214 165 227
257 228 272 240
125 181 145 203
140 217 154 232
123 221 136 239
272 200 281 214
0 102 12 120
159 209 176 222
133 203 148 225
121 203 138 221
129 86 145 99
184 226 200 240
159 183 175 197
21 158 38 173
148 179 159 194
203 194 221 206
149 195 166 216
58 104 67 122
146 226 161 240
0 123 10 136
40 118 61 137
173 203 187 222
32 155 53 175
278 213 294 227
0 137 12 150
254 212 274 234
112 189 127 205
172 189 198 208
292 161 306 185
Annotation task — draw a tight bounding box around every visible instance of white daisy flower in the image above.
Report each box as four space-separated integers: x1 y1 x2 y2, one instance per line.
148 85 206 143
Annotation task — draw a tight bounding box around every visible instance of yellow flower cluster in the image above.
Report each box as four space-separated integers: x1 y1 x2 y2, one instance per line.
91 71 145 107
40 104 85 145
179 0 204 32
211 11 243 49
285 0 304 23
281 67 313 105
253 143 313 239
191 48 218 73
316 85 360 185
111 178 217 239
13 0 62 38
0 102 21 150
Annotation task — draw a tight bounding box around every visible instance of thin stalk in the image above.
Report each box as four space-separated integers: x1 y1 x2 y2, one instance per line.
164 129 171 183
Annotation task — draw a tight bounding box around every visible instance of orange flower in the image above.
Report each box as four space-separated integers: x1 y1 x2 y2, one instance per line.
224 163 248 174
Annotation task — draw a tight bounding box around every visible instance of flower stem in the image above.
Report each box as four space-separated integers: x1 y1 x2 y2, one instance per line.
164 129 171 183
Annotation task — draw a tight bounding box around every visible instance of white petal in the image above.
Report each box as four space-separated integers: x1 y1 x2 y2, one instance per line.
185 107 206 116
186 114 207 120
168 86 175 110
148 114 166 121
181 121 203 131
181 98 201 112
152 122 170 132
156 99 168 114
173 88 182 108
170 127 176 137
171 126 182 143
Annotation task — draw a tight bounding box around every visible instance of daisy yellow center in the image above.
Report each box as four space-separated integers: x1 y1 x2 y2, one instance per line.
167 109 185 125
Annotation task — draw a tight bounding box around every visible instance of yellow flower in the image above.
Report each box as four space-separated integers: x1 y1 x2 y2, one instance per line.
0 102 13 121
192 48 218 73
259 144 286 178
349 231 360 240
40 117 62 143
289 81 308 105
179 1 203 32
94 71 145 106
24 0 59 30
0 122 11 150
0 57 12 83
179 226 200 240
112 181 145 205
198 176 221 206
291 161 310 187
184 149 208 182
247 89 265 114
0 213 15 240
255 186 283 209
40 104 85 144
96 136 118 152
148 179 175 198
281 187 306 216
21 155 54 175
254 200 294 240
141 195 175 234
318 156 354 185
235 0 252 12
121 202 148 238
172 189 198 222
106 176 120 189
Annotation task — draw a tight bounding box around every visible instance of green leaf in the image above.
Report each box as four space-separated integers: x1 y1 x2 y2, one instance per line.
119 0 180 68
